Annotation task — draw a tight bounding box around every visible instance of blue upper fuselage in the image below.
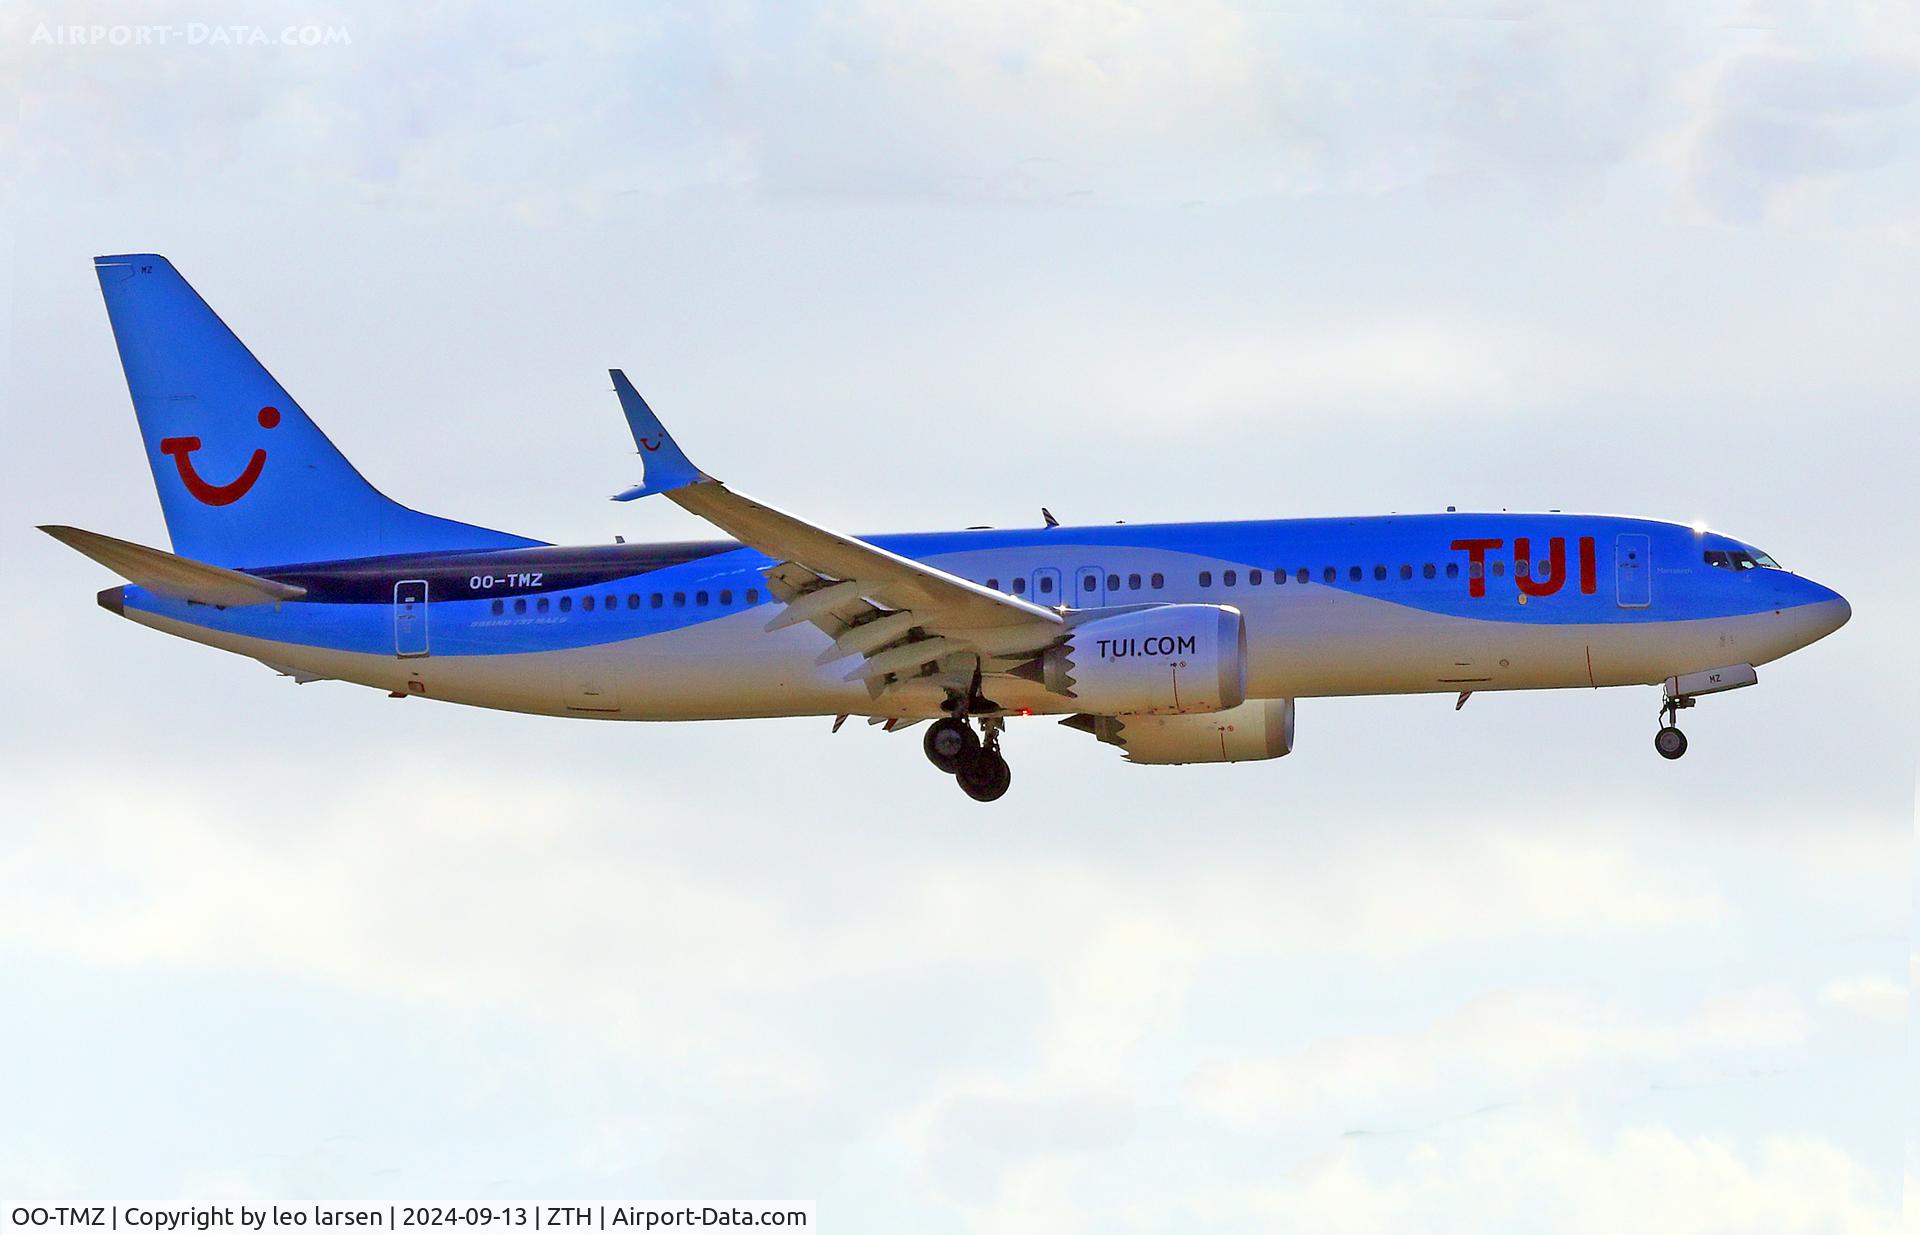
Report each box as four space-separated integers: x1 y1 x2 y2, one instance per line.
106 511 1848 658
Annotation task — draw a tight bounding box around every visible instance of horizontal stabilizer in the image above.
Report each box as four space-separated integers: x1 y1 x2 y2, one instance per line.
41 524 306 607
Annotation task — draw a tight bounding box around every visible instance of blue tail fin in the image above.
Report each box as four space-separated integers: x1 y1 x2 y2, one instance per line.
95 254 540 566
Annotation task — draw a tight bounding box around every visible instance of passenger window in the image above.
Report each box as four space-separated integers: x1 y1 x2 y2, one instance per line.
1038 575 1054 595
1225 570 1239 587
1491 561 1505 577
1128 573 1142 590
673 592 686 607
582 596 595 612
1469 562 1482 579
514 598 526 614
747 588 760 604
649 593 662 608
1198 571 1213 588
1349 566 1362 582
490 599 503 615
987 578 1000 592
696 590 709 606
1297 568 1309 583
1083 574 1098 592
720 589 733 605
1250 569 1263 585
537 597 550 613
1373 565 1386 581
559 596 572 612
1323 567 1336 583
1446 563 1459 579
1106 574 1121 590
1516 559 1530 578
1012 578 1026 595
1422 563 1436 579
606 594 617 610
1399 564 1412 580
1151 573 1164 589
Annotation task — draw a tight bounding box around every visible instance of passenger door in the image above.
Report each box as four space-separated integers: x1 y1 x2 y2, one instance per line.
1614 534 1651 608
394 579 430 656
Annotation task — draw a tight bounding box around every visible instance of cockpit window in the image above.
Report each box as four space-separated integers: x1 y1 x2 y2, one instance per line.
1705 548 1783 571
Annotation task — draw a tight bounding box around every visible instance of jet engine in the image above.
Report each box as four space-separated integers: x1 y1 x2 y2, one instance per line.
1073 698 1297 765
1032 604 1246 715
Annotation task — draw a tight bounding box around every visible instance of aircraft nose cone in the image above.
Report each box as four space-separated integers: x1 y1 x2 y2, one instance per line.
1798 592 1851 644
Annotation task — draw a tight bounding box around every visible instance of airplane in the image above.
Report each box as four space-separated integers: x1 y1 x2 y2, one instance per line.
43 254 1851 802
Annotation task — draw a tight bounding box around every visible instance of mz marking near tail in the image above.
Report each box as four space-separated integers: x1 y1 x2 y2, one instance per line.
45 255 1852 802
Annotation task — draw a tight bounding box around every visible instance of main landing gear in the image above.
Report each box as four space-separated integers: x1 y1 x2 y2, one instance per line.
924 715 1013 801
924 677 1014 801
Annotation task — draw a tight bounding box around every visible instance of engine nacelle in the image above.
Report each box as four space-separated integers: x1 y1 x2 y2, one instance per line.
1041 605 1246 715
1089 698 1296 765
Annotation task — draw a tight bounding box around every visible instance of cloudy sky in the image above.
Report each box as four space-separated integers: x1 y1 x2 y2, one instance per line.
2 1 1915 1230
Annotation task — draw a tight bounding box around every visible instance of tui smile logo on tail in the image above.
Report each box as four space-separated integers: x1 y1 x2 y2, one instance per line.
159 406 280 506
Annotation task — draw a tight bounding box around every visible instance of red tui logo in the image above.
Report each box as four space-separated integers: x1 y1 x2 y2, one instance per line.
1451 536 1599 598
159 406 280 506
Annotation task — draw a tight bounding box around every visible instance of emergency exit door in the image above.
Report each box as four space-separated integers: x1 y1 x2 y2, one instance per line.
394 579 430 656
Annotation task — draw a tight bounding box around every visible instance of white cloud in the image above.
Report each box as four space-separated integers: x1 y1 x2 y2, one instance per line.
3 0 1914 1220
1819 973 1908 1021
1188 986 1808 1130
1233 1111 1899 1235
0 768 1727 1023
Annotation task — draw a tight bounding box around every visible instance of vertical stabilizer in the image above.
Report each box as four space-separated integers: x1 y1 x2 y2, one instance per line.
94 254 539 565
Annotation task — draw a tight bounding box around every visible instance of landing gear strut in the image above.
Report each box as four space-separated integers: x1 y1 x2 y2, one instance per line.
1654 695 1693 760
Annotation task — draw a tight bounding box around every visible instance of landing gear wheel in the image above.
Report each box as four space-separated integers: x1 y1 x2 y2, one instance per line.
956 747 1012 802
924 717 980 773
1654 725 1688 760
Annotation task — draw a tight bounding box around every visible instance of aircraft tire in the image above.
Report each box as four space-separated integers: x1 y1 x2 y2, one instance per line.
958 748 1012 802
925 717 980 773
1654 725 1688 760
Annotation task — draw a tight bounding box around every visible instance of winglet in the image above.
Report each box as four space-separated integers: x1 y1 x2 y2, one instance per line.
609 370 706 500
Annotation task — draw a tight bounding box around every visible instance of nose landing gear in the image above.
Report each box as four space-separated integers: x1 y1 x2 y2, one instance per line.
1649 664 1759 761
1654 695 1693 760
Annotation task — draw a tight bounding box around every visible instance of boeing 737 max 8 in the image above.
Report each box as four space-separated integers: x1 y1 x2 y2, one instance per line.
44 255 1852 801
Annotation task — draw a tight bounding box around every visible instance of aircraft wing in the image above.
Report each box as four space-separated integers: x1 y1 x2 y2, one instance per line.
607 371 1063 690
